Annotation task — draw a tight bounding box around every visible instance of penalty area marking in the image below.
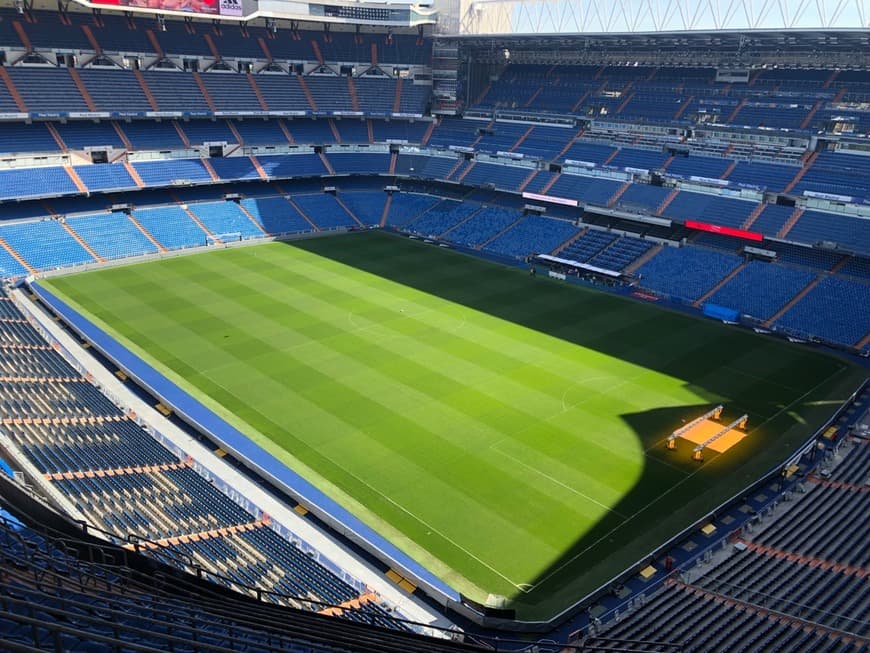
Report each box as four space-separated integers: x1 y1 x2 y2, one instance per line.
559 376 616 412
560 369 652 414
191 377 528 592
523 364 847 593
307 445 529 592
489 442 627 519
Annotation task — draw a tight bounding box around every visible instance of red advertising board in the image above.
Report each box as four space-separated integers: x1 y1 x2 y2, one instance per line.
685 220 763 242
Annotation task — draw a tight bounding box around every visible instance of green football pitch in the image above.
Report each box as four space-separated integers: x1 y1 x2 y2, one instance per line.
44 231 862 619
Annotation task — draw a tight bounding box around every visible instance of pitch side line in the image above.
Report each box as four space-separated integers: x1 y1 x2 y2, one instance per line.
525 365 847 592
317 451 527 592
200 376 527 591
489 443 628 519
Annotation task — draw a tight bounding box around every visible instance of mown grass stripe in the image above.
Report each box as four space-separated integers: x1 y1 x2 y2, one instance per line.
45 232 859 618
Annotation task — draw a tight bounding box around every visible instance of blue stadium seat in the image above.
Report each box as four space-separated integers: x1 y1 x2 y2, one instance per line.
139 70 209 112
484 216 578 259
240 197 314 234
384 193 440 226
0 123 59 155
209 156 261 181
444 206 521 248
256 75 318 115
186 201 264 239
291 194 359 230
404 199 479 237
66 212 158 260
0 167 78 201
548 174 623 205
726 161 799 193
793 151 870 200
329 152 391 175
73 164 137 192
131 206 209 250
460 161 533 191
707 261 816 320
5 66 89 113
666 154 732 180
77 69 152 113
233 119 292 145
426 117 480 149
636 246 743 302
257 153 328 178
371 120 429 144
775 275 870 346
133 159 213 186
54 121 125 150
337 192 387 226
661 192 756 229
179 119 238 146
786 210 870 255
0 220 95 270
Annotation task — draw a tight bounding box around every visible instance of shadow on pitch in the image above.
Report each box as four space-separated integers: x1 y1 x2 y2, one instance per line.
274 232 838 613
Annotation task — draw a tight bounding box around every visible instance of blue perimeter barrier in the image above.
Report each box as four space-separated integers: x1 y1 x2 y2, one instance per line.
702 303 741 322
29 281 461 606
0 457 14 478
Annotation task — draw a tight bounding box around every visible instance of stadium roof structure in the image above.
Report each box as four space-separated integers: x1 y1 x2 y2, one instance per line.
446 26 870 68
457 0 870 35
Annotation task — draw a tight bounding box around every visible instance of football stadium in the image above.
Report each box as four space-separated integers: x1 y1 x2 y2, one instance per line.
0 0 867 649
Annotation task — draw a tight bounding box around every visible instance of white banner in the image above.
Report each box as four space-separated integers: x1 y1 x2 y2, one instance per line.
219 0 244 16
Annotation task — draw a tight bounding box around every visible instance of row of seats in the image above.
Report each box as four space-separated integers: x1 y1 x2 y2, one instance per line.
595 580 862 652
0 115 401 154
0 113 795 201
473 63 869 133
595 415 869 650
0 291 386 614
560 230 654 273
399 198 580 259
2 113 868 253
0 378 121 420
700 547 866 634
0 66 429 116
472 117 854 193
0 187 392 276
0 9 431 65
0 509 448 652
707 261 816 321
10 419 179 474
1 181 868 350
632 238 870 347
426 118 870 200
774 276 870 357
